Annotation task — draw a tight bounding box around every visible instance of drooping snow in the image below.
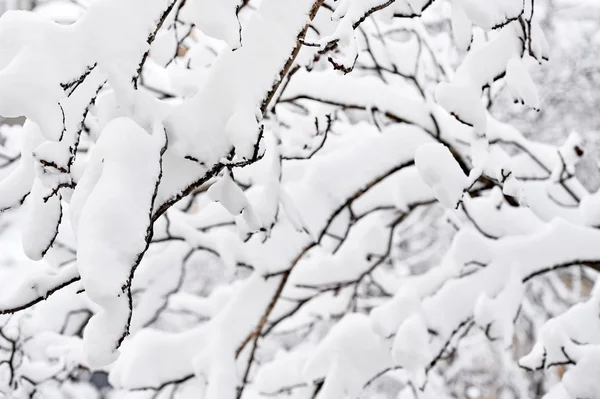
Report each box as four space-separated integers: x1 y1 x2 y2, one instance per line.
451 2 473 51
415 143 468 209
164 0 317 166
73 118 165 367
207 170 262 232
506 56 540 110
0 0 596 397
0 263 79 314
180 0 242 50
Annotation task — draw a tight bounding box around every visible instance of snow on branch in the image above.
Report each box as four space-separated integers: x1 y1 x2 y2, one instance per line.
0 264 80 315
0 0 597 398
72 118 167 367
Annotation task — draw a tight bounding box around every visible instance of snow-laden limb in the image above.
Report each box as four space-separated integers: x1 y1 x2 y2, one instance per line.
154 0 324 216
107 4 584 394
0 0 178 265
163 0 321 166
109 123 430 394
460 189 544 238
453 0 523 30
0 0 597 397
415 143 468 209
0 263 80 315
73 118 167 367
320 0 436 72
483 116 588 209
181 0 242 50
110 274 284 399
245 124 430 274
33 65 106 180
329 0 398 28
434 1 548 135
290 212 400 290
280 69 436 134
0 0 177 139
435 23 524 133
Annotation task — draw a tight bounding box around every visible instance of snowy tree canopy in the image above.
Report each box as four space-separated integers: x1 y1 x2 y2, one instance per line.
0 0 597 398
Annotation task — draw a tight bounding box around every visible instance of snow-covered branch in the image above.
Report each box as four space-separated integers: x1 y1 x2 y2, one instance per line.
0 0 596 398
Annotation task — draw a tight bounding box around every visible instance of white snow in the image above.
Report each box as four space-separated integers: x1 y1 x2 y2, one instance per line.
0 0 597 398
415 143 468 209
74 118 165 367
